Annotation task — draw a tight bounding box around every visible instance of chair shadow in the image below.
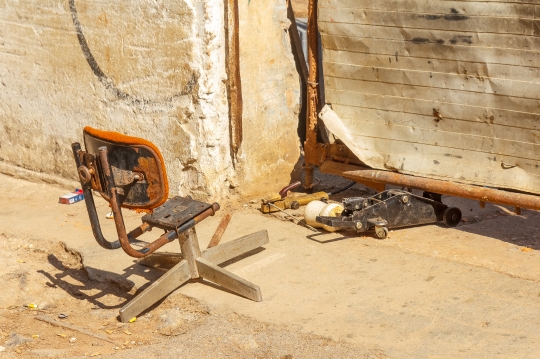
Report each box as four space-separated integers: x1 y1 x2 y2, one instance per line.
38 253 161 310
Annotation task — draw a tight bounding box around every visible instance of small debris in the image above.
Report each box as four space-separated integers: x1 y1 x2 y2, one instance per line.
58 313 68 319
57 334 67 338
59 189 84 205
35 315 116 345
104 330 113 335
105 212 114 219
27 303 38 309
123 330 132 335
32 334 40 339
69 337 77 343
521 247 534 252
0 346 5 352
17 260 25 263
90 352 101 357
128 317 137 323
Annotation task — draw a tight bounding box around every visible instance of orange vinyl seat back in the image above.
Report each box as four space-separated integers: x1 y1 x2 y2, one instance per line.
83 127 169 210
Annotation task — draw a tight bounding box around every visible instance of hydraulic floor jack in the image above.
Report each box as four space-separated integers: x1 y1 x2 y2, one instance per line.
316 189 462 239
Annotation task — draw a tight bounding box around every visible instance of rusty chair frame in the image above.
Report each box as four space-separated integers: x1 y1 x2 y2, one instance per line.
72 129 268 322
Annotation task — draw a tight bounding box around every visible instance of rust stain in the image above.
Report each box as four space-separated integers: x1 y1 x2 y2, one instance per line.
286 89 294 108
97 11 109 26
135 156 161 203
83 127 169 208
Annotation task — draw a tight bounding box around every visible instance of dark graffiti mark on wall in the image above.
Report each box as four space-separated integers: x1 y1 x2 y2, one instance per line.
68 0 196 105
449 35 472 45
411 37 445 45
411 35 472 45
420 8 469 22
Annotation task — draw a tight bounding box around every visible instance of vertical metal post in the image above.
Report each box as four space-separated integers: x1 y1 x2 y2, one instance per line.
178 228 202 279
304 0 319 189
225 0 243 164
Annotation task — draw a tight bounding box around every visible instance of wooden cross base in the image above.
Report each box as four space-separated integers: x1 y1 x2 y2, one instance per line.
119 228 269 322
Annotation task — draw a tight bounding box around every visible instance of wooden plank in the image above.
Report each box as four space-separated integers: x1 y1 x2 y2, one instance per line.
319 8 540 36
325 76 540 114
319 22 540 52
323 49 540 84
323 61 540 101
320 33 540 69
330 104 540 145
325 89 540 132
334 116 540 170
319 0 540 17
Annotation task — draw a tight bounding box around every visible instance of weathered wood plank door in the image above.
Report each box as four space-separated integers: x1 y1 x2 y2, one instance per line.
319 0 540 194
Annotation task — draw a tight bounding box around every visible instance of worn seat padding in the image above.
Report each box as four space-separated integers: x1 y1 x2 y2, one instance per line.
83 126 169 209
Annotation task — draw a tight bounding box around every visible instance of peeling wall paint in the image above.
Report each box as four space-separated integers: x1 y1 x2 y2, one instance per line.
0 0 301 201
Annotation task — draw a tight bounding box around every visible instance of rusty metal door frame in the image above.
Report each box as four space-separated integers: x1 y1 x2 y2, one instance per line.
302 0 540 211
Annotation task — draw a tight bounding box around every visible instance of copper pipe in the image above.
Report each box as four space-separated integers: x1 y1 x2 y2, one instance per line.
320 161 540 211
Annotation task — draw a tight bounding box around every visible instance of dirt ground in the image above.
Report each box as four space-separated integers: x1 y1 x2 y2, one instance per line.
0 229 381 359
1 171 540 358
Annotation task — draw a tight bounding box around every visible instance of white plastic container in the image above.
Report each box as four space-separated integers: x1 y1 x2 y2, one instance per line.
304 200 344 232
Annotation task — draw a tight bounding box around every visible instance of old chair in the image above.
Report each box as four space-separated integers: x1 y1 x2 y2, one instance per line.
72 127 268 322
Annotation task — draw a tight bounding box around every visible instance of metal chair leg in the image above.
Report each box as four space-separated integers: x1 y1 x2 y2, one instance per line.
202 230 269 265
196 257 262 302
119 260 191 322
118 229 270 322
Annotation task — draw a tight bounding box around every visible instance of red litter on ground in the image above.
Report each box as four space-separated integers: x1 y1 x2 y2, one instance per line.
59 189 84 205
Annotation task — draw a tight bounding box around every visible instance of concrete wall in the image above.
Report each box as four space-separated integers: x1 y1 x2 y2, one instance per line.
236 0 302 197
0 0 301 201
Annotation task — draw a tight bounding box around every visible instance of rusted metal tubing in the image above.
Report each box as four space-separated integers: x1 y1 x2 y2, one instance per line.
279 181 301 198
320 161 540 211
303 0 319 190
225 0 242 161
303 165 315 190
99 147 171 258
207 213 232 249
174 203 220 235
127 223 152 242
72 142 121 250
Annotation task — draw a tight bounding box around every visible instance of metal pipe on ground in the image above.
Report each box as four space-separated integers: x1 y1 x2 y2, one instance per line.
320 161 540 211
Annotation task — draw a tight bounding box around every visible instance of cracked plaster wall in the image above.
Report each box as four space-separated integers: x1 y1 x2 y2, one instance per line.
0 0 301 201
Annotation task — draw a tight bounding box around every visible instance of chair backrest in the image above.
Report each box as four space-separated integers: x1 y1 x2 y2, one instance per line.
83 126 169 210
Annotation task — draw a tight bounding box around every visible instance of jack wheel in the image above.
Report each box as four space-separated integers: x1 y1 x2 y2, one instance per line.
374 226 388 239
289 201 300 210
443 207 462 227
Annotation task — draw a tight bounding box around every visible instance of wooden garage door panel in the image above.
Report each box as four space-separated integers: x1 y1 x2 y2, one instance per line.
319 0 540 194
